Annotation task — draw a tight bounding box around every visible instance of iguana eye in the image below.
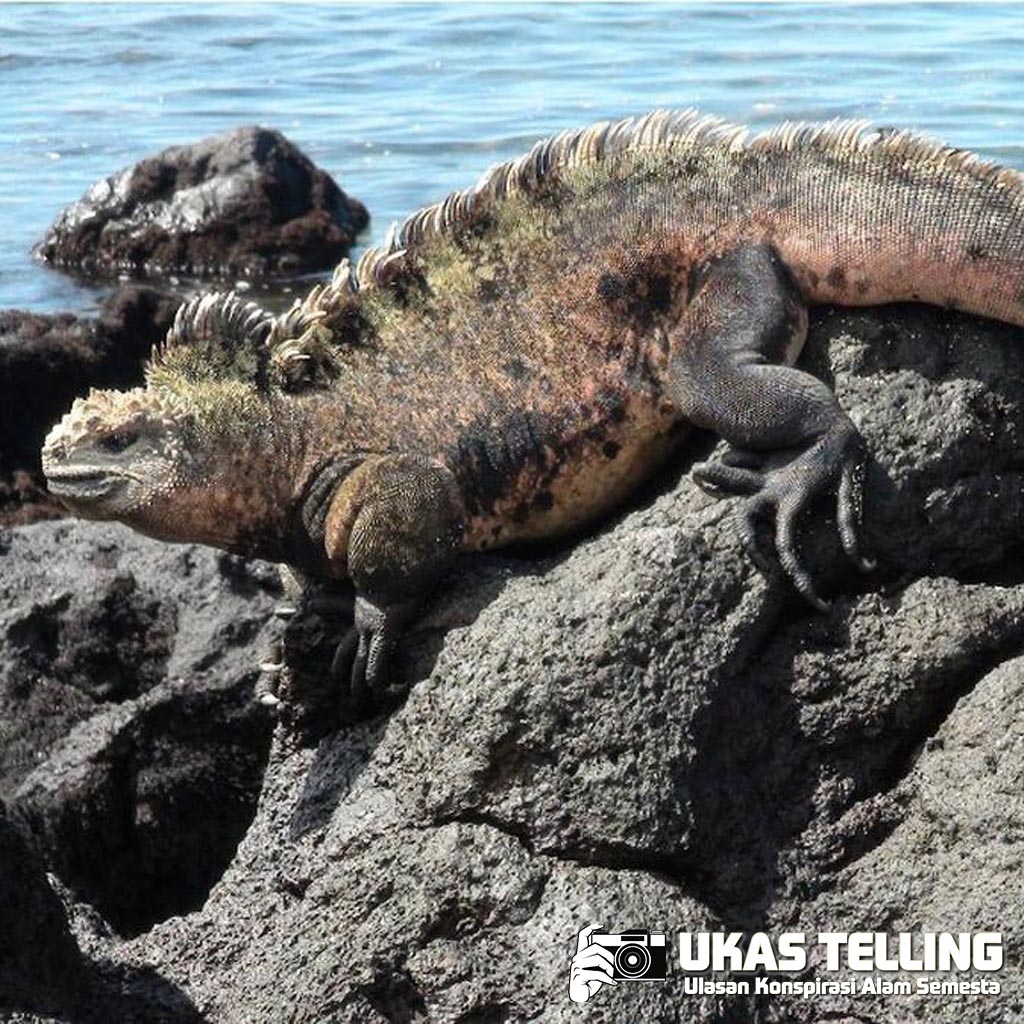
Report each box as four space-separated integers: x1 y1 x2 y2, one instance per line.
99 430 138 453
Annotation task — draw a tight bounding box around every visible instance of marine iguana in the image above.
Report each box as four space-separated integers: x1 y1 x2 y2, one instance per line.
41 109 1024 710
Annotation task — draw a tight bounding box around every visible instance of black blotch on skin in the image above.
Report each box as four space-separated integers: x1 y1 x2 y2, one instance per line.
597 273 624 303
826 266 846 289
533 490 554 511
599 390 628 424
336 306 373 349
530 172 573 210
966 243 986 262
602 441 621 459
382 262 431 309
512 501 530 524
504 358 528 381
478 278 501 304
450 408 555 513
599 254 679 329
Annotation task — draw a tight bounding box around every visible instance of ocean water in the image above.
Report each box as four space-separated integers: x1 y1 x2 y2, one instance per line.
2 2 1024 314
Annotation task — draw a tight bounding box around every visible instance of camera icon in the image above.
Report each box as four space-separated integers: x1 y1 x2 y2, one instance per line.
590 930 668 982
569 923 668 1003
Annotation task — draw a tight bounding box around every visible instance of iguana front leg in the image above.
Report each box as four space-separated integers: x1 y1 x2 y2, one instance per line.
667 243 873 607
323 454 465 714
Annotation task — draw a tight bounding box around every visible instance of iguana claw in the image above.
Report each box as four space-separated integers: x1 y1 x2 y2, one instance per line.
330 595 417 718
694 423 874 608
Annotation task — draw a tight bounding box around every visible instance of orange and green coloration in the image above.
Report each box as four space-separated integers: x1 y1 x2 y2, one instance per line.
42 109 1024 710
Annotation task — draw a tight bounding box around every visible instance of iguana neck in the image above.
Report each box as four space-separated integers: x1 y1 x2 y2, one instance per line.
127 396 308 560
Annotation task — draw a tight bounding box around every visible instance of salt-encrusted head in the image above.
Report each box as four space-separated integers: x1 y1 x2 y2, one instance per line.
42 385 196 524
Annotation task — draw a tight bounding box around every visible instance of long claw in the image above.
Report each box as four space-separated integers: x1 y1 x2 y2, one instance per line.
694 460 765 497
776 486 830 610
839 455 875 572
254 640 285 708
330 628 359 689
353 633 371 705
735 496 777 577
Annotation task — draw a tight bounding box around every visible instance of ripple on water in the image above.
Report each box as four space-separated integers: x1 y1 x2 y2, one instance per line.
2 2 1023 312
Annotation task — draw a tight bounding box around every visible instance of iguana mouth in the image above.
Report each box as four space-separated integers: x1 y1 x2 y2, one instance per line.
45 466 128 501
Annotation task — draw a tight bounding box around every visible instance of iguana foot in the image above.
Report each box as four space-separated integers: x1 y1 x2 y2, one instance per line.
330 595 419 720
693 422 874 608
665 244 878 609
254 572 356 709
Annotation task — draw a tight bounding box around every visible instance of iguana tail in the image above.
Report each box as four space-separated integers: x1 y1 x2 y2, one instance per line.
749 123 1024 326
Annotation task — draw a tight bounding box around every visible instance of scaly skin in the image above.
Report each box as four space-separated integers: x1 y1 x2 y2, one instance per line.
42 109 1024 714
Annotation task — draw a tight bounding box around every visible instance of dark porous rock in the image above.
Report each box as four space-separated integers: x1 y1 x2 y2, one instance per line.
7 305 1024 1021
0 802 84 1018
34 126 369 281
0 520 281 937
0 286 178 526
773 653 1024 1024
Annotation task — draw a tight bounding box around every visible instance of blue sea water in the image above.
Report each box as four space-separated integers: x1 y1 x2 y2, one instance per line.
2 2 1024 314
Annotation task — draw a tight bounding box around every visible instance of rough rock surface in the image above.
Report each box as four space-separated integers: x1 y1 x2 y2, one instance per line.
0 803 83 1017
0 286 178 526
2 304 1023 1022
0 521 280 940
34 127 369 281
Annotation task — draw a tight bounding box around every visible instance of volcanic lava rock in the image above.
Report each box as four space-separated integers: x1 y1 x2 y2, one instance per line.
0 520 280 937
0 802 84 1018
34 126 369 281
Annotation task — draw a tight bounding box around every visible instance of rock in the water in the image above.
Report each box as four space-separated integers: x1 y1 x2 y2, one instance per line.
0 286 178 526
34 127 369 281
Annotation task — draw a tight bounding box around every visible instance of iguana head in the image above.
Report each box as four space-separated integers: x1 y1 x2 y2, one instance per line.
42 292 292 551
42 385 194 524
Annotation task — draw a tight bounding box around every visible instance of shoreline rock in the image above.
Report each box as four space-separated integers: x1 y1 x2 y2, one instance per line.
0 286 179 526
0 522 280 941
0 803 84 1019
34 127 369 282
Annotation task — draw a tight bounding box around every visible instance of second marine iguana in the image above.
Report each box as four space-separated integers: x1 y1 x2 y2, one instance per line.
41 109 1024 710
